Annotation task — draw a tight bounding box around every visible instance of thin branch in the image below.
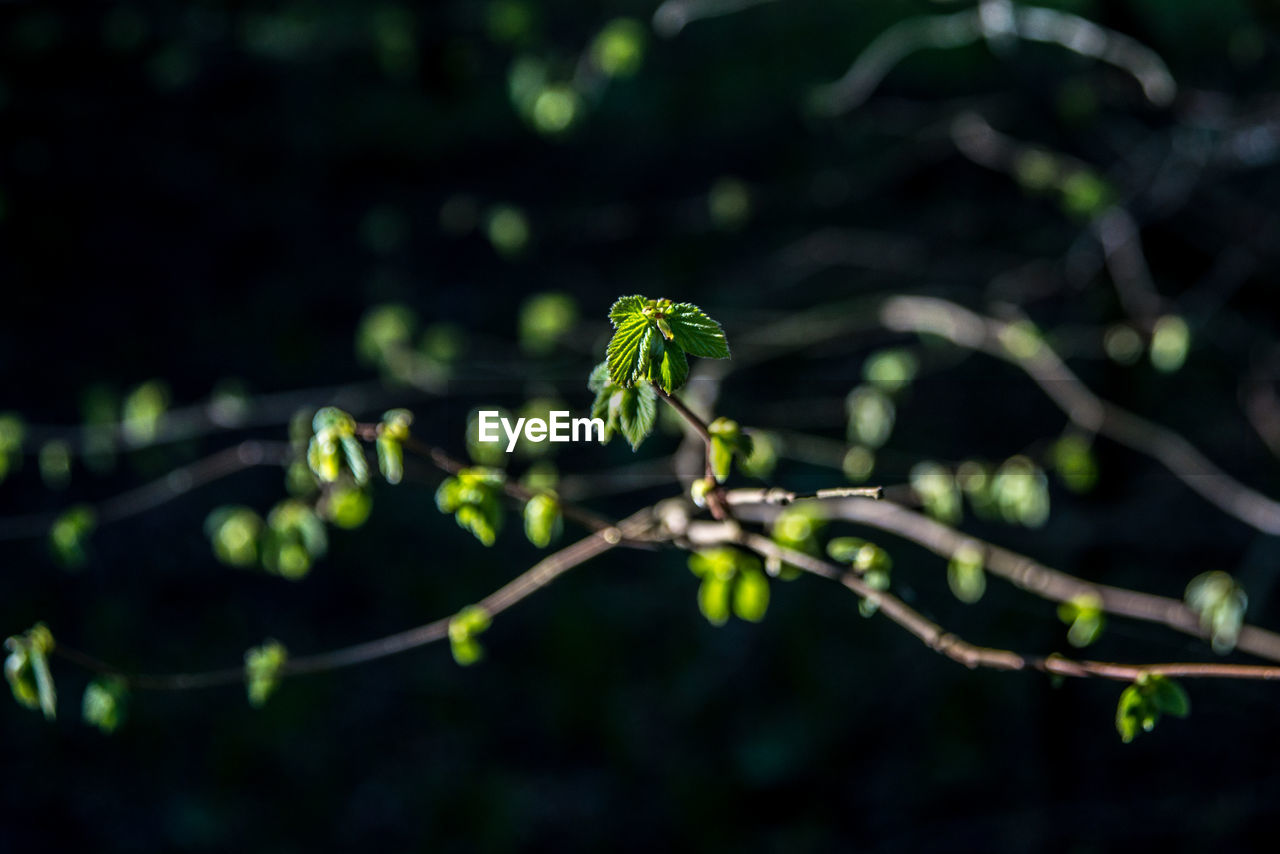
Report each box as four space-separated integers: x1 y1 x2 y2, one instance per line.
22 380 399 457
651 0 780 39
881 295 1280 536
726 486 884 505
809 1 1174 116
729 495 1280 663
0 441 294 542
681 523 1280 682
950 112 1164 325
396 435 625 536
53 509 656 691
651 385 731 520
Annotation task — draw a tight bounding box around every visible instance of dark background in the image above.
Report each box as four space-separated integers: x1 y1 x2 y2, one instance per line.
3 1 1280 850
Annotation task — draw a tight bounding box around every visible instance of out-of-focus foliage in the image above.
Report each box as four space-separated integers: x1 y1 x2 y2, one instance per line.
436 468 505 546
82 678 128 734
1116 674 1190 743
4 623 56 720
687 548 770 625
448 605 492 666
244 640 288 708
1185 571 1248 654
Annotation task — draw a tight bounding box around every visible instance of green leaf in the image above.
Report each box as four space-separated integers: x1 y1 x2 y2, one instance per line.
380 408 414 441
4 641 40 711
340 435 369 485
608 294 647 324
356 303 416 368
524 493 562 548
82 678 127 734
606 310 652 387
946 542 986 604
519 292 578 355
4 624 56 720
651 344 689 393
1057 595 1105 648
1185 571 1247 654
437 469 506 545
450 636 485 666
738 430 777 479
312 406 356 436
587 361 612 395
666 302 730 359
1115 675 1189 742
698 575 732 626
50 506 96 570
204 505 263 568
449 606 492 666
322 485 373 529
122 380 169 445
244 640 288 708
615 385 657 451
307 435 341 482
733 569 770 622
376 434 403 485
710 436 732 483
1148 675 1190 718
1116 684 1145 744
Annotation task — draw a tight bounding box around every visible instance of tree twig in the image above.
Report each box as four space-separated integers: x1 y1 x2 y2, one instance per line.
53 509 656 691
729 495 1280 663
881 295 1280 536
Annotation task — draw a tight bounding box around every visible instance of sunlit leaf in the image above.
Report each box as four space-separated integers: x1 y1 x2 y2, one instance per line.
607 311 652 388
698 575 732 626
449 605 492 666
5 623 56 720
49 505 96 570
244 640 288 708
82 678 128 734
846 386 895 449
592 18 646 77
519 292 577 355
204 505 263 568
523 492 562 548
733 569 770 622
121 380 169 445
665 302 730 359
1185 571 1247 654
947 541 986 604
1057 595 1105 648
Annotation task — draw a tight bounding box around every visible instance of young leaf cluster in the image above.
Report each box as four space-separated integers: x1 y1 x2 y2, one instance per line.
307 407 367 486
707 417 752 483
448 605 492 666
1058 595 1106 648
4 623 57 720
1115 674 1190 743
436 468 505 546
206 501 330 580
245 639 288 708
688 548 770 626
587 361 656 451
827 537 892 617
1185 571 1247 654
375 409 414 485
605 296 729 394
523 492 562 548
49 505 96 570
946 541 986 604
82 678 128 734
